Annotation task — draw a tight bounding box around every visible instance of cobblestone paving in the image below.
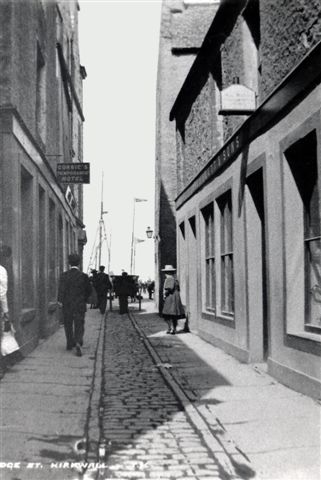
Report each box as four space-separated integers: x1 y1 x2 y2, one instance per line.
100 311 228 480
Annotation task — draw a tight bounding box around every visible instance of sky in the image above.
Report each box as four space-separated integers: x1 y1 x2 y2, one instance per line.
78 0 162 280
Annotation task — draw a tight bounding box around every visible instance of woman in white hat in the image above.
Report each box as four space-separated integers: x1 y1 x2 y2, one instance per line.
161 265 185 334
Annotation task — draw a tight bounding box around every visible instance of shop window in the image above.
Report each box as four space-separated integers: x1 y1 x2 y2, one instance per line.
202 203 215 311
58 215 63 277
285 131 321 333
21 167 34 308
217 190 234 315
38 186 46 322
48 199 56 299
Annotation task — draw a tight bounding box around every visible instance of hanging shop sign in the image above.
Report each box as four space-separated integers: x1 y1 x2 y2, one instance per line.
219 84 256 115
57 162 90 184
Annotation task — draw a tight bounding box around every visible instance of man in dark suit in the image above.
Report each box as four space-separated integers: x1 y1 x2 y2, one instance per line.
58 253 91 357
95 265 112 314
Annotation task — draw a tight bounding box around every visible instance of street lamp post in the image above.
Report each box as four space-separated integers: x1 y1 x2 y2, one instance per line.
130 198 147 274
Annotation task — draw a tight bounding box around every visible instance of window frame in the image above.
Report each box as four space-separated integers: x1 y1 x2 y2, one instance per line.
201 203 216 313
217 190 234 317
280 113 321 353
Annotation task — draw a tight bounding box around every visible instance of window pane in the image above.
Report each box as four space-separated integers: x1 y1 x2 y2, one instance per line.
228 254 234 312
218 190 234 314
210 213 215 256
49 200 56 299
21 168 34 308
220 205 225 252
306 182 320 238
226 198 232 251
306 238 321 328
211 258 216 308
203 204 215 311
211 259 214 309
206 259 210 307
221 257 226 311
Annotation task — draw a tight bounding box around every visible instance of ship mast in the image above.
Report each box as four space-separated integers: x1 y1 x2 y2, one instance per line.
87 172 110 273
98 173 104 268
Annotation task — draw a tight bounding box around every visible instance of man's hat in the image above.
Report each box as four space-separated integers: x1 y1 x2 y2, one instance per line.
161 264 176 272
68 253 80 266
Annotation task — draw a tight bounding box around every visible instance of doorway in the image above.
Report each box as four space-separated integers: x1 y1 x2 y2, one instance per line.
246 168 269 361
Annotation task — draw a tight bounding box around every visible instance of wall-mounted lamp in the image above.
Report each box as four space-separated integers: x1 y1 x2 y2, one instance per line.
146 226 160 241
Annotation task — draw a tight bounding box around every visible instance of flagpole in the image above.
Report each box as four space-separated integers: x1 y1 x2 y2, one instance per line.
98 172 104 268
130 198 147 275
133 238 145 276
130 200 136 274
108 232 111 273
98 171 108 269
133 238 136 276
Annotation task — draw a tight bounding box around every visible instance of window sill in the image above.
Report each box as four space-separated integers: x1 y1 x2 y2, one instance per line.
285 331 321 357
217 313 235 322
287 331 321 343
202 311 235 328
205 307 216 314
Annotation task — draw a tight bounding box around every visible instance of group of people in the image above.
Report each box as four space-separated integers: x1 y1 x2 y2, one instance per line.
1 245 188 360
88 266 112 314
57 257 142 355
58 258 188 355
138 280 155 299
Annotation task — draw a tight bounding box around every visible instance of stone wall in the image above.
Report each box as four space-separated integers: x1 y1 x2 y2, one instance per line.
176 0 321 193
182 76 219 188
0 0 86 355
260 0 321 99
155 0 218 308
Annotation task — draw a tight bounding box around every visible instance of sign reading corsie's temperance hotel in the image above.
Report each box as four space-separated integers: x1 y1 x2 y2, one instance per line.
57 163 90 184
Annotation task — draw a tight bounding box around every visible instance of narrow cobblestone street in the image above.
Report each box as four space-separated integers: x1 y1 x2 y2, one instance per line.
100 310 228 480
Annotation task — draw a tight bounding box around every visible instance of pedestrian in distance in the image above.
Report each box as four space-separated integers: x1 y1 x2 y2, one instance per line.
58 253 91 357
117 271 131 314
147 280 155 299
88 269 98 309
161 265 186 335
95 265 112 314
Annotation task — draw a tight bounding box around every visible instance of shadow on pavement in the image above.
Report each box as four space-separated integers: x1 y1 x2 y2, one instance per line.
99 299 256 480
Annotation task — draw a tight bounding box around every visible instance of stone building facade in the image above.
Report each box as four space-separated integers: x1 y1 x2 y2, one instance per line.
167 0 321 397
155 0 218 309
0 0 87 356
